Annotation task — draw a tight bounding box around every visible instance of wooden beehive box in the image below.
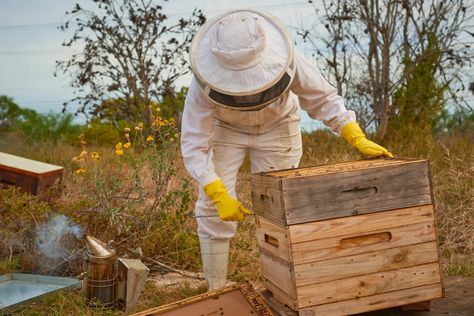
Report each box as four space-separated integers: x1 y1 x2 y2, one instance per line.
0 152 63 195
250 158 444 315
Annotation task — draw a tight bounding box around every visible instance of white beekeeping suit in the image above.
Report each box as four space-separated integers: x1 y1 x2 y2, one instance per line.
180 9 392 291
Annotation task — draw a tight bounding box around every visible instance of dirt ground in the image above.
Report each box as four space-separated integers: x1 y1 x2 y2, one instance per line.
362 276 474 316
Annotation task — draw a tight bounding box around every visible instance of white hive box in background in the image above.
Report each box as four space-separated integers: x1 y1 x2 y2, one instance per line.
0 152 63 195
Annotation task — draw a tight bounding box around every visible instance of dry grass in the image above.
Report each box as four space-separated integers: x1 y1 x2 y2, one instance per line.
432 142 474 275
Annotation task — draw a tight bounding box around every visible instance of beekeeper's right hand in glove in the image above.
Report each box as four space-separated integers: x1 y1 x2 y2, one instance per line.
341 121 393 158
204 178 251 221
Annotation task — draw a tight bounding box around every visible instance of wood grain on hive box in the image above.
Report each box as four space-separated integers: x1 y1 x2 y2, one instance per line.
0 152 63 195
251 159 433 226
251 159 444 315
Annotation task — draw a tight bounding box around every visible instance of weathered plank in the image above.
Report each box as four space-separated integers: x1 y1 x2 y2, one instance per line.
250 174 286 226
260 289 298 316
291 220 436 264
282 160 431 224
301 283 443 315
289 204 434 244
0 168 38 193
294 241 439 286
255 217 291 262
263 280 298 311
259 249 296 299
297 262 441 307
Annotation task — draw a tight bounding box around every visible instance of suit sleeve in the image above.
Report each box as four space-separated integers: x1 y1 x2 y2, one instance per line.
290 51 356 133
180 77 220 186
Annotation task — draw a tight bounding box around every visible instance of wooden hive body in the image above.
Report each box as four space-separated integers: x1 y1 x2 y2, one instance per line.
0 152 63 195
250 159 444 315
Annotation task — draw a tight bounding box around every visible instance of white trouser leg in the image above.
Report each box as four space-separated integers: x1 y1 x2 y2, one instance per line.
249 118 303 173
194 125 248 290
199 238 230 291
195 125 249 239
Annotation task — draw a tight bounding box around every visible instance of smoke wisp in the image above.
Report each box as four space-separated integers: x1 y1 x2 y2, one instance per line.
35 214 83 270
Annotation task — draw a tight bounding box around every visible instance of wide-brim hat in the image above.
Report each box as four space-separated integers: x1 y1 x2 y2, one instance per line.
190 9 295 110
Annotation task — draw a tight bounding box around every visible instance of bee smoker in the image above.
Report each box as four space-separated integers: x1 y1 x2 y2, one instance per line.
83 235 118 306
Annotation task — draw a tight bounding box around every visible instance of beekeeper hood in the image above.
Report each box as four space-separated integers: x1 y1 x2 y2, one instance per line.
190 9 295 111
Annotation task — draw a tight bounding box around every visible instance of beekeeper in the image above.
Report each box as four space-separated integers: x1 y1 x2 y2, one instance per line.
181 9 393 290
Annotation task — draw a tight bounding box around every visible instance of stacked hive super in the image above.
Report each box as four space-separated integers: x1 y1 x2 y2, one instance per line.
250 159 444 315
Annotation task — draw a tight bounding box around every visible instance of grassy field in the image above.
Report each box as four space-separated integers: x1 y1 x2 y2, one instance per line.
0 126 472 315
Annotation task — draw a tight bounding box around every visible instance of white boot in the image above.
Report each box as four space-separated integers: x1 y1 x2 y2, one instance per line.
199 238 230 291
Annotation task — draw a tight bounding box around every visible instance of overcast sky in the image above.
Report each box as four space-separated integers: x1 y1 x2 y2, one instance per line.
1 0 472 130
0 0 326 129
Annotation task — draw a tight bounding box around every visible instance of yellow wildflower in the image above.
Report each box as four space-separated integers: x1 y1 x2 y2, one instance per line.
169 138 175 142
163 120 169 125
135 122 144 131
156 107 161 113
146 135 154 142
115 142 122 150
169 117 175 123
125 133 130 140
91 152 100 162
124 127 131 133
174 133 179 138
152 118 160 128
124 142 131 149
74 168 86 175
115 148 124 156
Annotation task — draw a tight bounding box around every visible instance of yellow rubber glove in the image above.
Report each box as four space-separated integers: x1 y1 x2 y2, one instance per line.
341 121 393 158
204 178 251 221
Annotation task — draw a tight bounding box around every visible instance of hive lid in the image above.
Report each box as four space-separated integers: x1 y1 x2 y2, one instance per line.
0 152 63 178
259 158 426 179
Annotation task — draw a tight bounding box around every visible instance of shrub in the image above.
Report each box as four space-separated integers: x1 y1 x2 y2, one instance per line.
69 106 199 270
17 111 82 144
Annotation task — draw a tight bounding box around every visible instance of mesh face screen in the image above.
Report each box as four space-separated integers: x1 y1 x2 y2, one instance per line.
208 72 292 109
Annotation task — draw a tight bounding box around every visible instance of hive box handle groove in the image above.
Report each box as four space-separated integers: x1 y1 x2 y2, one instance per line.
264 234 279 248
341 186 378 199
340 232 392 248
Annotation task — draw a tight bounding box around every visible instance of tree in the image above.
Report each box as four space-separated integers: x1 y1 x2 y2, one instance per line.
92 86 188 125
0 95 35 130
388 33 446 151
56 0 205 124
299 0 473 139
0 95 23 129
